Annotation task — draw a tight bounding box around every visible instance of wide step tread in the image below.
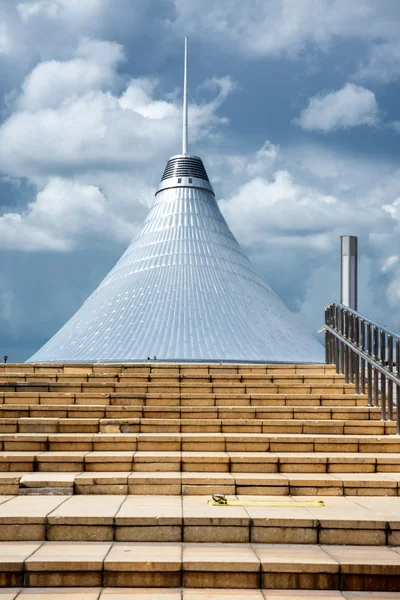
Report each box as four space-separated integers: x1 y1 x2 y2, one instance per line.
1 542 400 590
3 450 400 473
4 590 400 598
0 494 399 546
1 471 400 496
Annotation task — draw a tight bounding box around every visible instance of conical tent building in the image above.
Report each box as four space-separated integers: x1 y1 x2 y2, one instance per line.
28 40 323 364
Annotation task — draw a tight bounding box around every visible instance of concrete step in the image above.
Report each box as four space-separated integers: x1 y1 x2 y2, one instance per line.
0 494 400 546
1 541 400 590
0 393 372 407
1 433 399 453
74 472 400 496
0 418 395 436
0 363 337 375
0 405 385 420
3 451 400 474
0 374 347 384
0 383 359 395
3 589 400 599
2 471 400 496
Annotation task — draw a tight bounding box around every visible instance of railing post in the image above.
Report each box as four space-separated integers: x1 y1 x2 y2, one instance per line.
373 327 379 407
374 368 379 408
381 372 387 421
396 340 400 431
360 319 365 395
325 308 329 364
354 316 360 394
397 384 400 436
380 329 386 420
388 335 393 421
339 308 345 374
335 305 340 374
367 322 373 406
348 312 354 384
367 362 372 407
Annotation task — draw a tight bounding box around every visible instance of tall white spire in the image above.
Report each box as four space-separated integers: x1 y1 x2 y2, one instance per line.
182 36 188 155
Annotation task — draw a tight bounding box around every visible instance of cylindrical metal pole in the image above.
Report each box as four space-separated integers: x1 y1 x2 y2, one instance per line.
339 308 344 374
340 236 358 311
388 336 393 421
367 361 372 406
367 362 372 406
381 372 386 421
360 358 365 395
374 368 379 407
397 384 400 435
360 319 365 395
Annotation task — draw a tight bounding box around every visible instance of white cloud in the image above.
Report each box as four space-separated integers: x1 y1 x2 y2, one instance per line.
0 39 235 252
211 139 400 329
172 0 400 58
246 141 279 176
0 178 136 251
0 0 158 94
0 21 13 55
383 198 400 221
17 0 105 22
353 40 400 83
381 255 399 273
17 39 125 111
296 83 379 132
219 169 341 248
0 48 235 179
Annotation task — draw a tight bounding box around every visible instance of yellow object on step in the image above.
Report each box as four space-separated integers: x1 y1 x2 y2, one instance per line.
209 494 325 507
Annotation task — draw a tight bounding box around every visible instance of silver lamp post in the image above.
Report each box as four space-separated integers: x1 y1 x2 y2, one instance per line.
340 236 358 310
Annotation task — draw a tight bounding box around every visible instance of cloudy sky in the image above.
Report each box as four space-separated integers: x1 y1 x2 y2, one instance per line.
1 0 400 361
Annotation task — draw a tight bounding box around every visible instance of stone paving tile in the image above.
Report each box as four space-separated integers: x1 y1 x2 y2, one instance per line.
128 472 182 483
254 544 338 573
0 590 20 600
262 592 344 599
183 496 248 526
104 543 181 572
0 474 24 483
47 495 125 525
100 590 181 599
25 542 111 571
36 452 88 462
0 496 67 523
0 497 16 505
184 590 264 599
115 496 182 525
243 504 317 527
0 542 43 570
183 543 260 572
350 497 400 514
20 473 78 487
307 497 385 528
75 473 130 484
17 589 101 599
343 594 400 598
323 545 400 574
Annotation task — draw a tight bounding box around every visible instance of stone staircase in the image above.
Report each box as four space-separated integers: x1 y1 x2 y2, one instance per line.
0 362 400 598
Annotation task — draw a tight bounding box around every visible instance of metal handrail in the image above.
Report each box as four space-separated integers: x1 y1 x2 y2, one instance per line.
327 301 400 344
324 301 400 434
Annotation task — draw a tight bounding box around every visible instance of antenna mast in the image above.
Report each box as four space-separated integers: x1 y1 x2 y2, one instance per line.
182 36 188 155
